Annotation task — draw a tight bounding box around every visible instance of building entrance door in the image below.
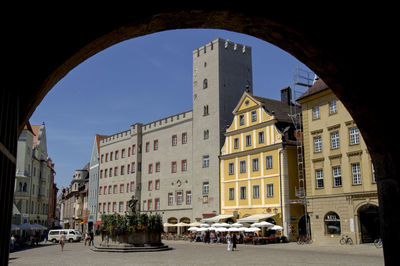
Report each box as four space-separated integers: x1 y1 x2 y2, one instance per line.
358 204 380 243
298 215 311 237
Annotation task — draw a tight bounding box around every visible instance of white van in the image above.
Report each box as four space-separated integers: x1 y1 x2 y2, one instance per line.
48 229 82 243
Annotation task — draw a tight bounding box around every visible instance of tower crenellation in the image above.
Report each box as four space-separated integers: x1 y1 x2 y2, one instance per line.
193 38 251 58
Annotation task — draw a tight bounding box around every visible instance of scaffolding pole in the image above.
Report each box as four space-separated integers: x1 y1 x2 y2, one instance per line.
289 66 314 239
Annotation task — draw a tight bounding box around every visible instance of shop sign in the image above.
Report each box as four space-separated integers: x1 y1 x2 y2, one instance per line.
325 214 340 222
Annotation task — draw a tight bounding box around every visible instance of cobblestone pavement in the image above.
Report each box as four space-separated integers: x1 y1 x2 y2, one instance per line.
9 237 384 266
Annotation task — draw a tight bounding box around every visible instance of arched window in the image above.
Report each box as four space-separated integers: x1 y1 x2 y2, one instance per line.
19 182 22 192
203 79 208 89
324 212 341 235
23 183 27 192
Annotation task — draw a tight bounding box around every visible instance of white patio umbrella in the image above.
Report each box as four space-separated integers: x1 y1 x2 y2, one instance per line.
230 223 243 227
188 227 199 231
238 227 248 232
218 222 231 227
198 227 209 232
251 221 274 228
211 223 223 227
200 223 210 227
188 222 202 227
215 227 228 232
245 227 261 232
270 225 283 231
208 227 218 231
228 227 240 232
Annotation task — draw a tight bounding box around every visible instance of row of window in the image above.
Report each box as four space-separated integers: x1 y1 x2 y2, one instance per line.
228 183 274 200
100 133 189 164
99 155 208 179
238 110 259 126
100 163 139 178
313 127 359 153
101 146 136 163
166 191 192 206
99 201 133 213
315 163 376 189
99 182 135 195
228 155 273 175
232 131 266 149
312 100 337 119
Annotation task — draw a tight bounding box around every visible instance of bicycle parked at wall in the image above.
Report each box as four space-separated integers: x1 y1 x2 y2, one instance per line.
297 235 313 244
374 238 382 248
339 235 353 245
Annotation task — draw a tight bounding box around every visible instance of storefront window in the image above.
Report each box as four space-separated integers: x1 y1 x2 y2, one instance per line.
324 212 341 235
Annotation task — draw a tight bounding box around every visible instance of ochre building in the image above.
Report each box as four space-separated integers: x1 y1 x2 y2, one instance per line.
297 78 379 244
220 90 303 241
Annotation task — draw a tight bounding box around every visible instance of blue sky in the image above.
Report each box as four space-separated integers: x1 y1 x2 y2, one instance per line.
29 29 314 190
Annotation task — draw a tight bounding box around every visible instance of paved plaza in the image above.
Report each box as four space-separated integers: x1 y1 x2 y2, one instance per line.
9 237 384 266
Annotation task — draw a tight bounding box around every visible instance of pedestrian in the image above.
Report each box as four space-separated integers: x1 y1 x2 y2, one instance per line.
89 230 94 246
226 232 231 251
232 233 237 251
60 231 66 252
84 232 90 246
10 235 15 251
43 230 49 243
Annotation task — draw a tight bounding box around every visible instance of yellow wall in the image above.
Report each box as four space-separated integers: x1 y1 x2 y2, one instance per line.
220 93 303 240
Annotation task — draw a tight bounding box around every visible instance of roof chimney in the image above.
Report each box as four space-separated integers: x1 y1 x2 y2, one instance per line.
281 87 292 105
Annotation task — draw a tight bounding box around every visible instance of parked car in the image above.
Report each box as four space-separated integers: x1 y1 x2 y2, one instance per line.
48 229 82 243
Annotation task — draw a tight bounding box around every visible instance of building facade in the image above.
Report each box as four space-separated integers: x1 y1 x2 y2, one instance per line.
60 164 89 231
88 134 106 230
13 122 54 226
297 78 379 244
220 90 303 240
97 38 253 225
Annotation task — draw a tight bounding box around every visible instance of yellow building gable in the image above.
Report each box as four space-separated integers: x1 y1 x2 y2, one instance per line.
220 90 303 241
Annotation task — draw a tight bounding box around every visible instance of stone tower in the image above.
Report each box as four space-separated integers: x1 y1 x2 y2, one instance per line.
191 38 253 220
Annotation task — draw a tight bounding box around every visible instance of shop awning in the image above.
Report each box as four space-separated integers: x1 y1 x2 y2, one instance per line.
237 213 276 223
94 221 101 226
202 214 234 223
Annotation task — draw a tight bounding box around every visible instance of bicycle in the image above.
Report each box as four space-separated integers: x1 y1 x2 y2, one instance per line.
374 238 382 248
339 235 353 245
297 235 313 245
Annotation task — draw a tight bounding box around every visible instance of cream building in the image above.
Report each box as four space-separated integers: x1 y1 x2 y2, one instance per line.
13 122 54 226
297 78 379 244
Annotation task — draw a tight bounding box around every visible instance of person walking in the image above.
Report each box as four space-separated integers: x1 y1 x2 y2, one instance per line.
10 235 15 251
226 232 231 251
89 230 94 246
232 233 237 251
59 232 66 252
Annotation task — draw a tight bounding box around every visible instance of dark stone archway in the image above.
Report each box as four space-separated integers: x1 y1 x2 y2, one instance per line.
2 7 396 265
359 204 380 243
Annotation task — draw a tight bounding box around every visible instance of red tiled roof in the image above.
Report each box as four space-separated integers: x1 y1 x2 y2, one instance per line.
31 125 42 147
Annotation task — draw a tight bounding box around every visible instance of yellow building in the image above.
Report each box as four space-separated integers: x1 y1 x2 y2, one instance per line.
297 78 379 244
220 90 304 240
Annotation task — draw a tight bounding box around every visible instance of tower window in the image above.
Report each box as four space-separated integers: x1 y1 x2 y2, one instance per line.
203 105 209 116
203 79 208 89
